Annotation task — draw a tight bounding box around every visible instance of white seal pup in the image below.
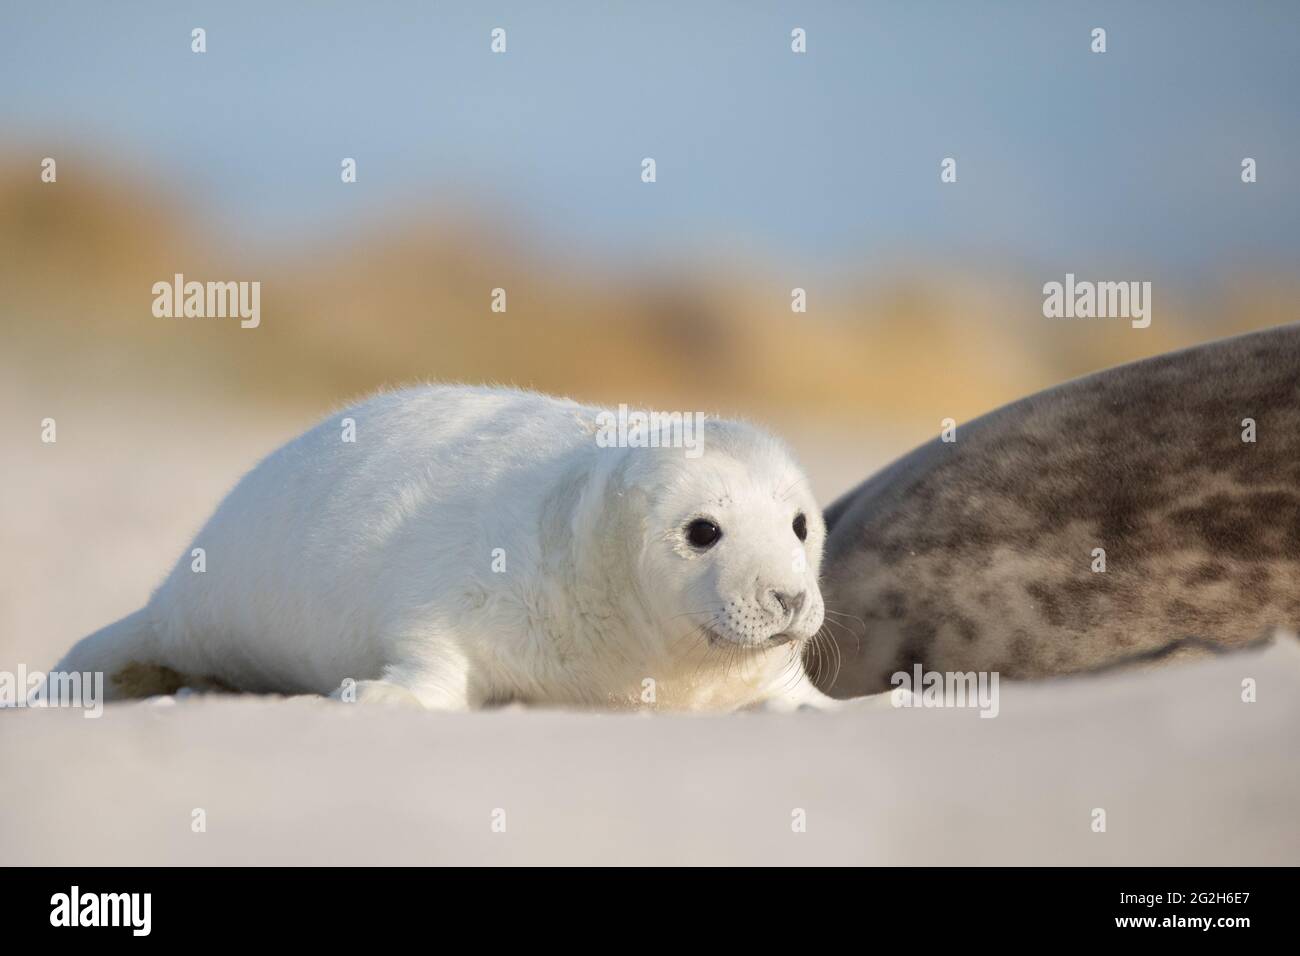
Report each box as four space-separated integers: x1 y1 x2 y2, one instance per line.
56 386 836 712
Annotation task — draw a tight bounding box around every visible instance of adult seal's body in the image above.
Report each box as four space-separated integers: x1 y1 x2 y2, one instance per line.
58 386 834 712
814 324 1300 697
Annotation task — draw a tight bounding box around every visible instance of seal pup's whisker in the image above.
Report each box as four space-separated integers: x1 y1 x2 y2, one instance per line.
666 607 724 623
813 624 845 690
777 474 806 502
805 629 830 689
816 614 856 668
822 606 865 627
775 641 810 694
820 608 864 653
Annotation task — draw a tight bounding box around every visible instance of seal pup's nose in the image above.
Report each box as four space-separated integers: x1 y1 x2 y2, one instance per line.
770 589 806 617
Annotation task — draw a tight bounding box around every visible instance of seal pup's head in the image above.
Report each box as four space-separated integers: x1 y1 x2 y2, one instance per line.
610 418 827 652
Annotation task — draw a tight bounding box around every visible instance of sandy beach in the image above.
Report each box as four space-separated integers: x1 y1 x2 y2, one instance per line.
3 634 1296 866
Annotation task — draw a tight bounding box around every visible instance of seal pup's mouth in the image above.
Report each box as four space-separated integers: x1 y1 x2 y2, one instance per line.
699 626 798 649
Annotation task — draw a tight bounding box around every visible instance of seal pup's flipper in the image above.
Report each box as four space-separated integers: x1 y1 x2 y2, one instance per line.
51 608 171 700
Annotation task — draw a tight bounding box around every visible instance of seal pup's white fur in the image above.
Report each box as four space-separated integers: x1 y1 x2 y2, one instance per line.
57 386 837 712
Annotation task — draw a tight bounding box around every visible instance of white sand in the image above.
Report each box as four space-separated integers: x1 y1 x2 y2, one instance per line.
2 637 1296 865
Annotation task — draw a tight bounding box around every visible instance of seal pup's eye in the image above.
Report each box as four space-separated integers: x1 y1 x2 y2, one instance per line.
793 513 808 542
686 519 722 549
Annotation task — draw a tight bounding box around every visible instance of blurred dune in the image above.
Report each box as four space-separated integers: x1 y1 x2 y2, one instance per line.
5 150 1296 437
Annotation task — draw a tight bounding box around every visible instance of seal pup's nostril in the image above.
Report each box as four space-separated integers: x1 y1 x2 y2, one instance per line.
770 590 806 616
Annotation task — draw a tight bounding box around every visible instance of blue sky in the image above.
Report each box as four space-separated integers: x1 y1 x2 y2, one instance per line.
3 1 1297 281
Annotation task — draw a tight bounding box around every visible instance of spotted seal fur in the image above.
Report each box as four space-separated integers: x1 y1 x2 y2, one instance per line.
813 324 1300 696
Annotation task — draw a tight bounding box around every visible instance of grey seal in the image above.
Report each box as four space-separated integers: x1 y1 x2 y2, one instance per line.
812 323 1300 696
